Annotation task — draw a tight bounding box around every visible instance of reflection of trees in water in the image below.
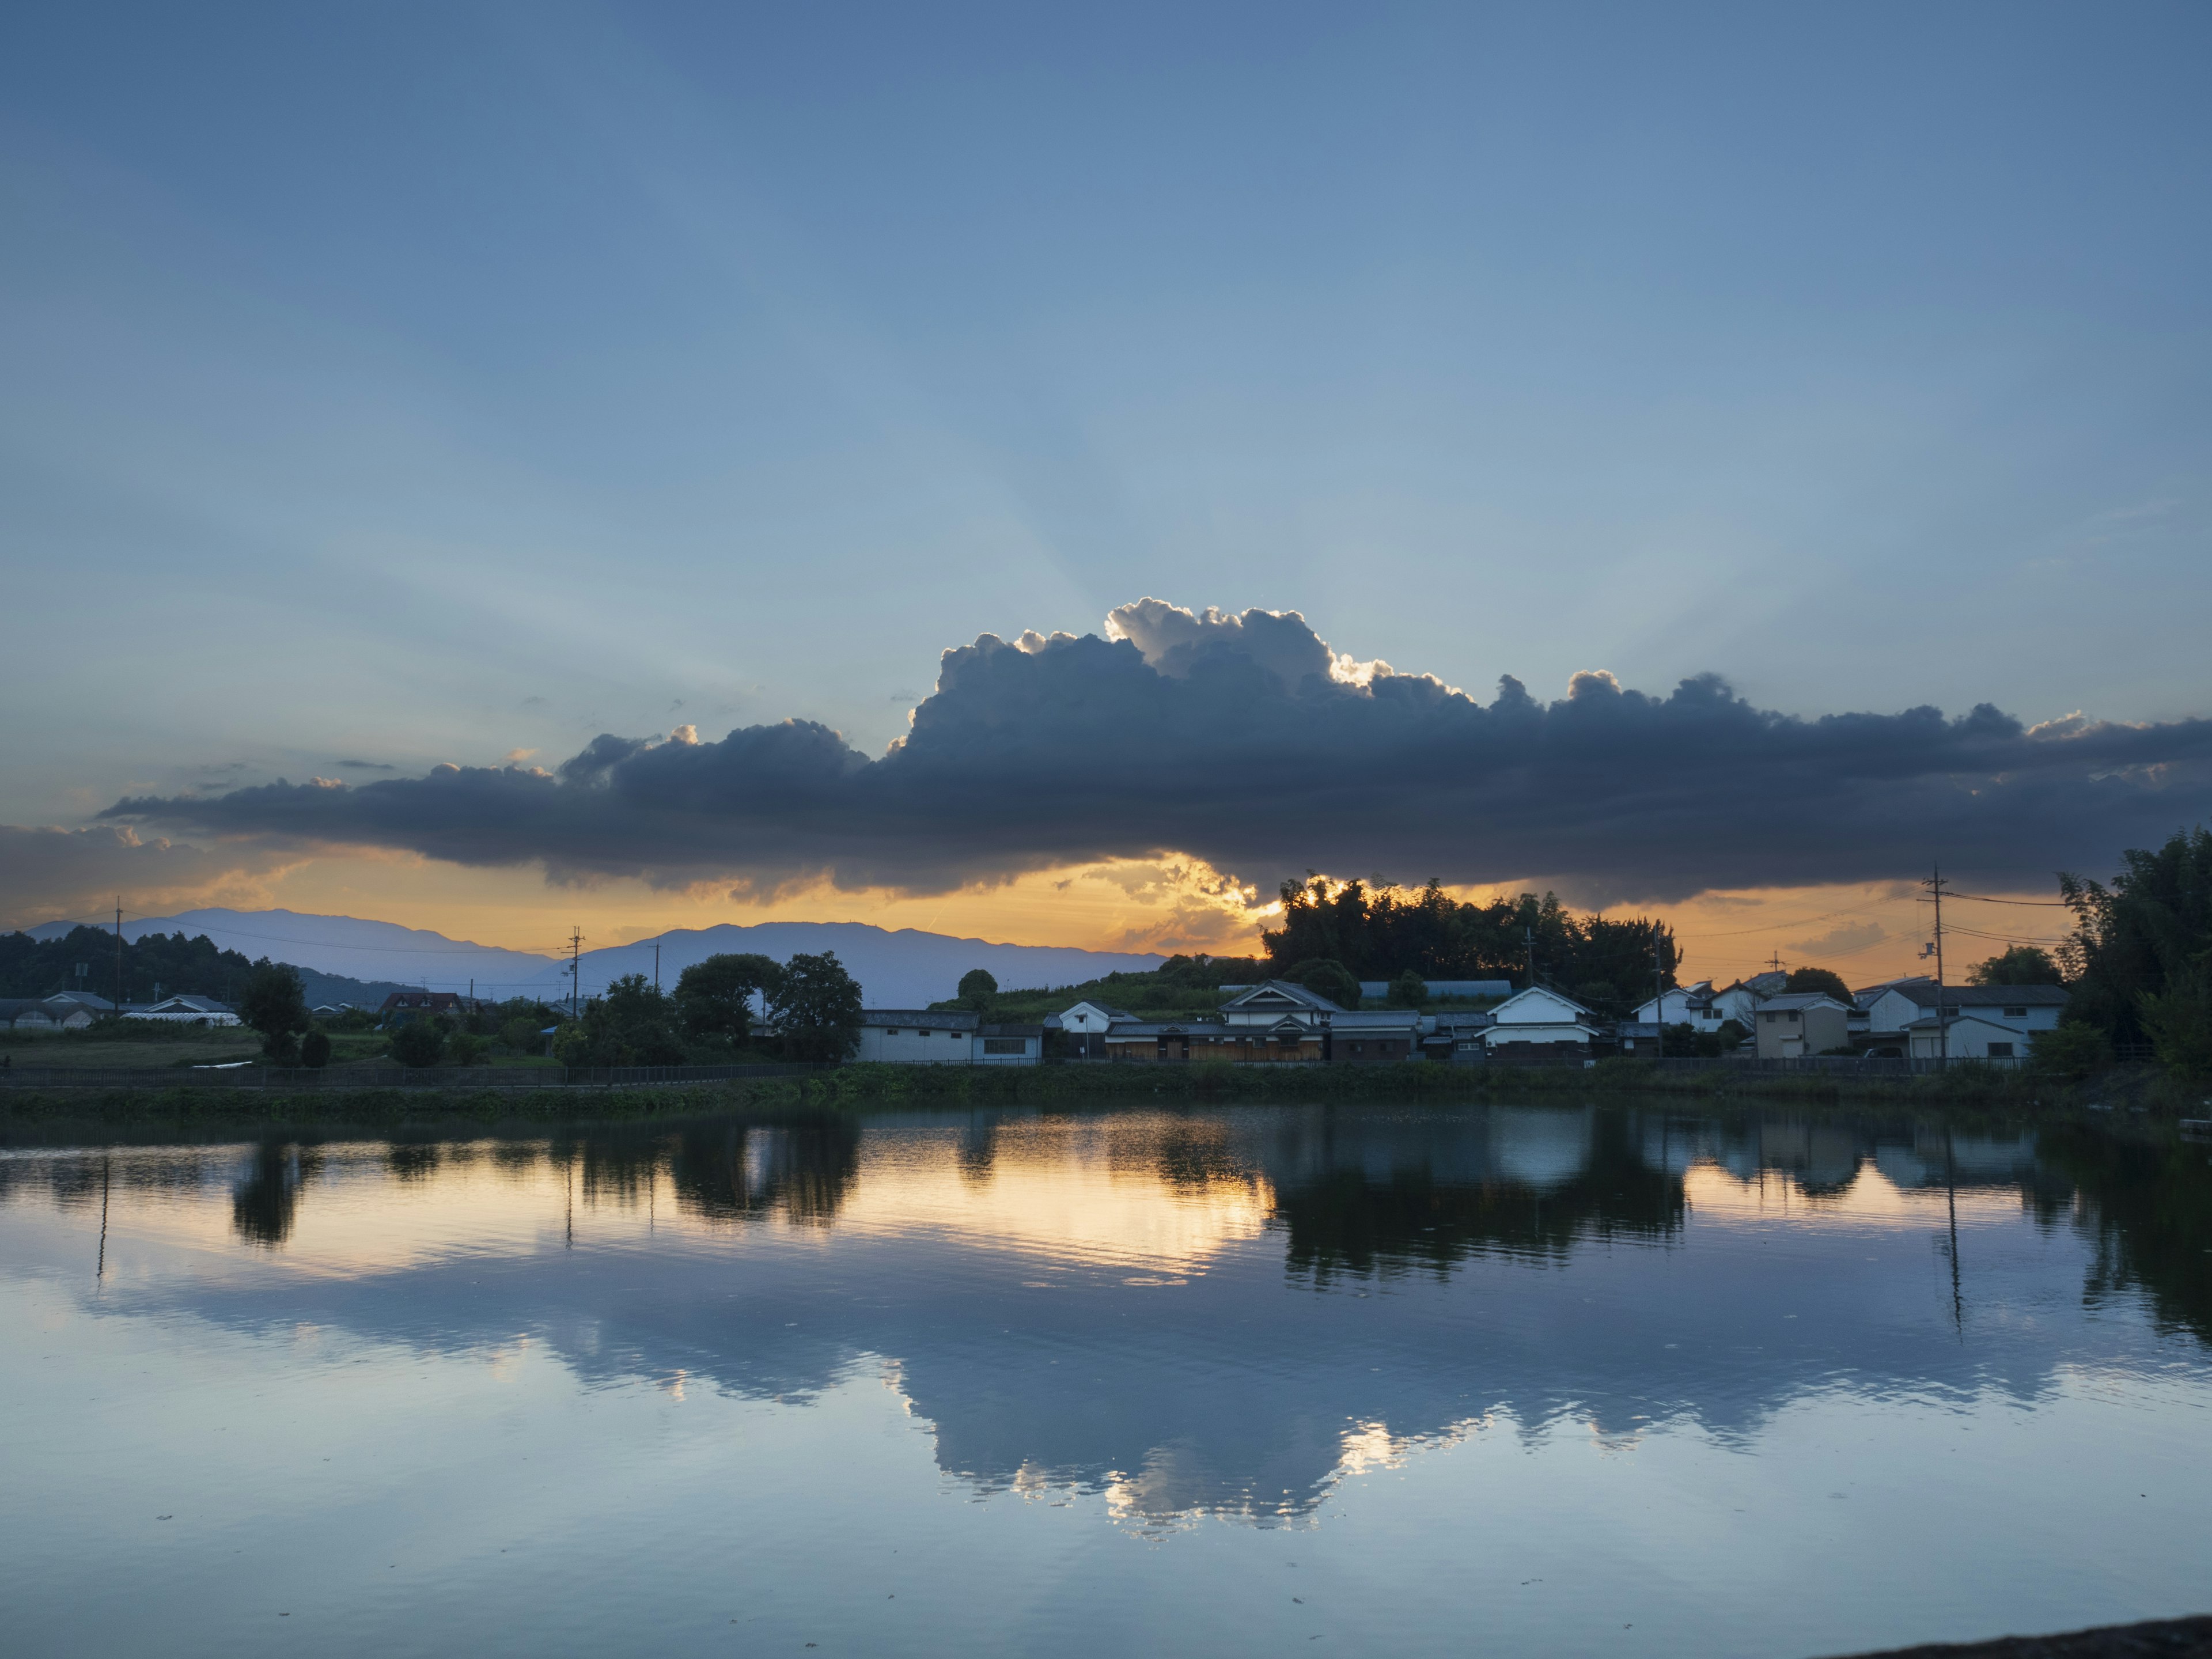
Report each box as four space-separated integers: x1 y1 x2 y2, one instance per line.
232 1141 325 1248
1275 1112 1684 1282
2036 1122 2212 1346
665 1115 861 1228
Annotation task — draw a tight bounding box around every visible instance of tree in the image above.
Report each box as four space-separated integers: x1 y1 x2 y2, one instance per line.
299 1028 331 1069
769 951 864 1063
675 953 783 1046
1260 876 1677 994
1785 967 1852 1003
498 1016 541 1052
1285 958 1361 1009
1967 945 2065 987
2061 826 2212 1050
558 974 689 1067
957 968 999 1011
238 962 310 1059
391 1019 445 1068
1386 969 1427 1009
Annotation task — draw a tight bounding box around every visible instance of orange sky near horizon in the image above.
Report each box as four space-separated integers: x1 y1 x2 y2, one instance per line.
59 840 2075 991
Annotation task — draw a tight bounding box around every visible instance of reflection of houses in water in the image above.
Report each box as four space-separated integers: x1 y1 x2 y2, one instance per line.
1257 1104 1681 1280
1872 1130 2040 1191
1709 1119 1870 1195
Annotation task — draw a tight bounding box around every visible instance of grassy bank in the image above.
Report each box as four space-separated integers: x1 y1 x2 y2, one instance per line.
7 1056 2183 1136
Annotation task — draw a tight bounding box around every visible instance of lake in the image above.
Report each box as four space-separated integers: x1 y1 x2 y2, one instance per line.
3 1100 2208 1658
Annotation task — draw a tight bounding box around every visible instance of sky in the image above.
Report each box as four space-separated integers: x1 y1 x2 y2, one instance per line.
3 2 2209 983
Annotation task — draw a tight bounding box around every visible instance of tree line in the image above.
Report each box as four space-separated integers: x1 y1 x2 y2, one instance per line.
1260 877 1681 1018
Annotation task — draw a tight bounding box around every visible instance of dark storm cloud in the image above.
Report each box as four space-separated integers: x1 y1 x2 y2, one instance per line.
100 601 2212 900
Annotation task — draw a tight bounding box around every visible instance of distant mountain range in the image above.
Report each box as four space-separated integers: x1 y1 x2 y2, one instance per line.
26 908 1163 1008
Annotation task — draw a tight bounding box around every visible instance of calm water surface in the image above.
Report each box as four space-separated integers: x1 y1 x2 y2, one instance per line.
3 1100 2209 1658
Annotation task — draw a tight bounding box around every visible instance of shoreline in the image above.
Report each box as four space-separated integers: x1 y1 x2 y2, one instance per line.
0 1056 2176 1138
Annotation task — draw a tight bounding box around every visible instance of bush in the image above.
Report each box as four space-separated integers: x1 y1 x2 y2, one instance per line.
498 1016 541 1052
2138 973 2212 1078
263 1028 301 1066
1387 970 1428 1009
390 1020 445 1069
2031 1021 2111 1080
299 1028 331 1069
448 1031 486 1067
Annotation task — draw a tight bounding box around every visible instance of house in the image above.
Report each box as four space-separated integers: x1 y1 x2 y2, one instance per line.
378 991 479 1021
1048 1000 1130 1059
976 1024 1044 1065
1099 979 1422 1063
850 1012 1044 1066
855 1009 983 1064
1633 979 1761 1032
135 994 241 1027
1906 1014 2029 1065
1477 987 1605 1055
44 990 117 1013
1754 993 1850 1059
0 998 96 1032
1857 979 2069 1037
1419 1012 1495 1062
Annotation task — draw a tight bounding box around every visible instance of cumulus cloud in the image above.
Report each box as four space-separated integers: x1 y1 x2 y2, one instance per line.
95 599 2212 904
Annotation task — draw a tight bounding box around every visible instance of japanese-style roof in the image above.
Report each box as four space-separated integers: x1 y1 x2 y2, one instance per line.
1758 993 1850 1012
1219 980 1346 1014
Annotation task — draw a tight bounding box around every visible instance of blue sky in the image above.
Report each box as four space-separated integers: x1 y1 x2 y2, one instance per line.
3 2 2209 959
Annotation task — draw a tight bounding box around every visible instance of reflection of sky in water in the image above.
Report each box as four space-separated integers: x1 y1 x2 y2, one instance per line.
1 1102 2208 1659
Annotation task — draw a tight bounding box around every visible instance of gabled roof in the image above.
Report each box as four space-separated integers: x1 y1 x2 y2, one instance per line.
148 994 233 1013
1221 980 1346 1014
1488 984 1596 1020
1758 992 1850 1012
45 991 116 1010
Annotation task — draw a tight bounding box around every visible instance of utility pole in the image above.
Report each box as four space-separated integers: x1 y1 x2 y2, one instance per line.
1767 950 1784 976
1653 912 1667 1056
114 898 125 1014
1525 922 1535 990
569 927 584 1020
1926 863 1949 1069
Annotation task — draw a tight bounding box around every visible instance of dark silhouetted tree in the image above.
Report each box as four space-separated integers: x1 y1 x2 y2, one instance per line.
238 962 310 1059
675 953 782 1046
1967 945 2065 987
957 968 998 1011
770 952 864 1062
1784 967 1852 1003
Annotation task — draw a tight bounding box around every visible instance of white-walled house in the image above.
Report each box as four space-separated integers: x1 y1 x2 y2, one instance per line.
1630 979 1762 1032
1906 1014 2029 1065
1478 987 1605 1054
1858 980 2067 1037
854 1010 1041 1066
1050 1000 1130 1059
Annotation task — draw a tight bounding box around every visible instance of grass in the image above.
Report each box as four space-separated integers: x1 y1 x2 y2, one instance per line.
3 1052 2188 1130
